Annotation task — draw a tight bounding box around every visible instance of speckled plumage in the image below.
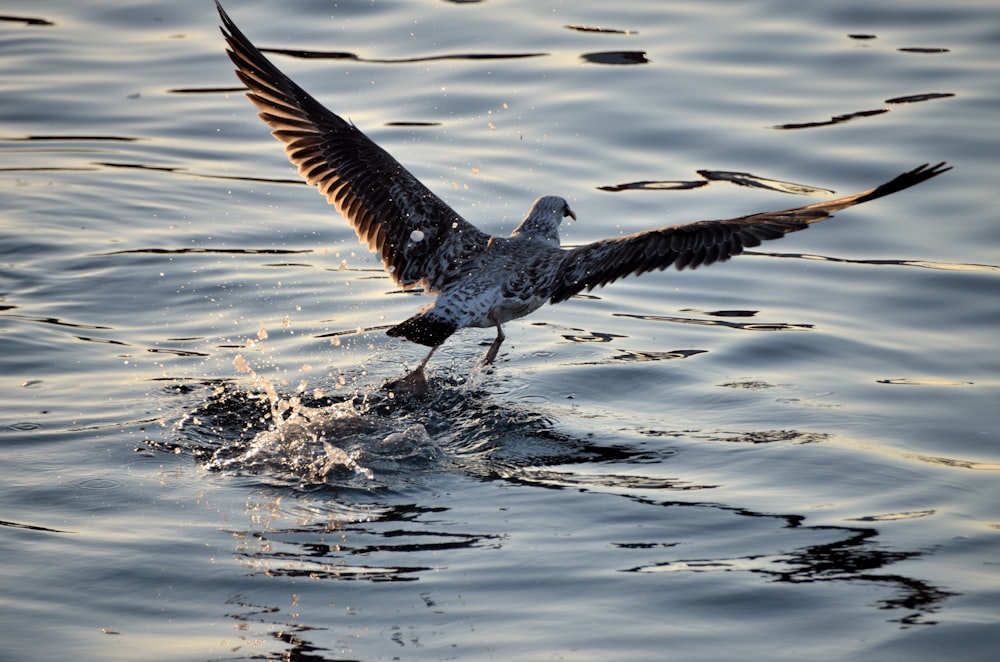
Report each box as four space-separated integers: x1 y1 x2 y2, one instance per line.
217 2 949 379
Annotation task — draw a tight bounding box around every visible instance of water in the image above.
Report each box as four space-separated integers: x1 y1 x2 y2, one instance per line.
2 0 999 660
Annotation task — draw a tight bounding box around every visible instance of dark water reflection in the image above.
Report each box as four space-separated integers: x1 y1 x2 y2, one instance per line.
0 14 55 27
759 527 956 627
580 50 649 65
264 47 548 64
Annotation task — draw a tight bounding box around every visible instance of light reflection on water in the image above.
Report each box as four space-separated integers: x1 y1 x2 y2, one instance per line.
2 0 1000 660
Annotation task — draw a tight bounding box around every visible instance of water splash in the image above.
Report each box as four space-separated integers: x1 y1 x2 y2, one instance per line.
175 350 448 485
171 329 659 489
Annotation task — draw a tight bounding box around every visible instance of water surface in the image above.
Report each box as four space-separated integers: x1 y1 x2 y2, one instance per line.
2 1 999 660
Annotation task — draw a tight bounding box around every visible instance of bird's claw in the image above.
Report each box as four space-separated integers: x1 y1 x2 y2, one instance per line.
387 365 429 397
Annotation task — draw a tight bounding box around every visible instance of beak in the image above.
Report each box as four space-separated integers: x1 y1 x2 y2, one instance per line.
564 205 577 221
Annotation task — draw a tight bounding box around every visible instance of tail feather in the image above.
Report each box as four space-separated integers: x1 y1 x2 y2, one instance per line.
387 314 457 347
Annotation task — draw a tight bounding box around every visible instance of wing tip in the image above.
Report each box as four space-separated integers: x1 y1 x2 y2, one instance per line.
853 161 951 205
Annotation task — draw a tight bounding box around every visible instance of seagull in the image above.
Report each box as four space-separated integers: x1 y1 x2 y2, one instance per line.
216 2 949 389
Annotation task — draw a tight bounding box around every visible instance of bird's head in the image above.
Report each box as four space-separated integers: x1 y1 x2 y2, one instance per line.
511 195 576 245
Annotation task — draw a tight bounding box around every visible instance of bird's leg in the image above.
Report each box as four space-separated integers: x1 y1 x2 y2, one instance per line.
388 345 438 396
482 315 505 366
416 345 438 372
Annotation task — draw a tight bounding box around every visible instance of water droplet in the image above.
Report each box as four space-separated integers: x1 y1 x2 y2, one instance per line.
410 229 425 242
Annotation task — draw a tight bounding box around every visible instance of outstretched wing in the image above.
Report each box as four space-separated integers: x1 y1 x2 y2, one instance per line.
549 162 950 303
217 2 490 289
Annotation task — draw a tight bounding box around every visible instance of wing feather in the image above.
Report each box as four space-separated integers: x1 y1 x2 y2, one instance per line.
549 162 950 303
217 2 489 289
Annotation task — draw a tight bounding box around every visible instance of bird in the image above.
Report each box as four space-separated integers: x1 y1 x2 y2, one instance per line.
216 2 949 390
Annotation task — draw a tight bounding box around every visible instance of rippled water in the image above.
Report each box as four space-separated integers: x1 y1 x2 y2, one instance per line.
2 1 999 660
